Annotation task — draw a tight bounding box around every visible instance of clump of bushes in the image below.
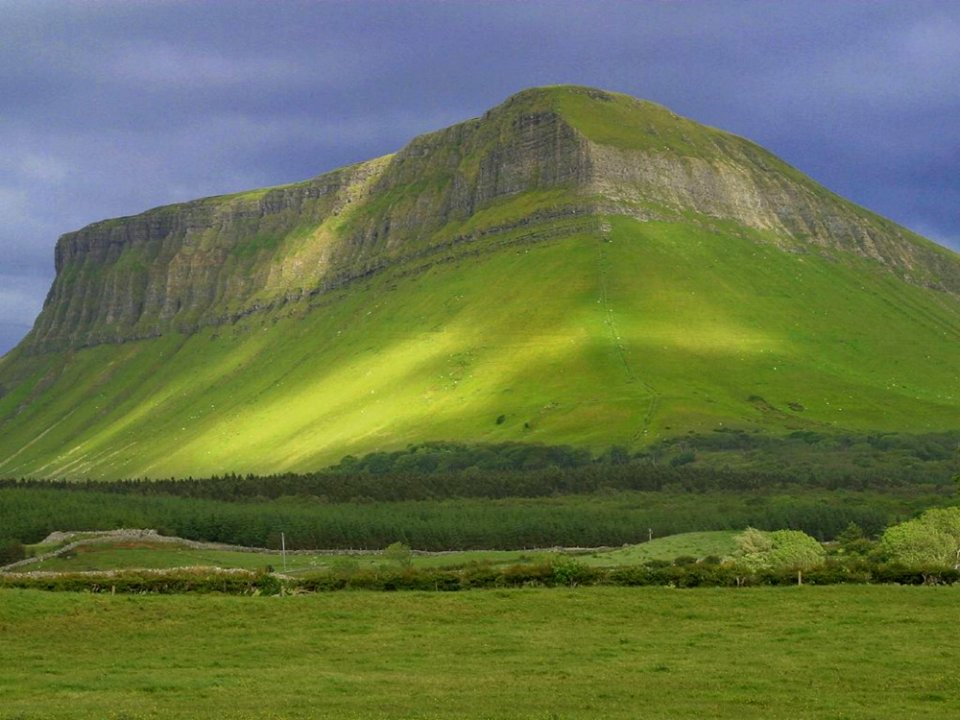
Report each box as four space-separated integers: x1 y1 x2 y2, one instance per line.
6 552 960 596
0 568 287 595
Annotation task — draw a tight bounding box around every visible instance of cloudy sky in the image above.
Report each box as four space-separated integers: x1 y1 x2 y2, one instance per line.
2 1 959 354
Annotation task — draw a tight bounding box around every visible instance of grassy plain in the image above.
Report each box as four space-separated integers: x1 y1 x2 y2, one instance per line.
19 531 740 574
24 542 552 574
1 586 958 719
577 530 738 566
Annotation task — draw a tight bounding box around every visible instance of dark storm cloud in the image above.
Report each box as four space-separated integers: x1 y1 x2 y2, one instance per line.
2 0 959 354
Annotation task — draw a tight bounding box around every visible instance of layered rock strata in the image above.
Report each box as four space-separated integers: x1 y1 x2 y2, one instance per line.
24 86 959 354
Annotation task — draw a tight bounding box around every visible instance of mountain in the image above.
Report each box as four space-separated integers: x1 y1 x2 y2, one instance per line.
1 85 958 480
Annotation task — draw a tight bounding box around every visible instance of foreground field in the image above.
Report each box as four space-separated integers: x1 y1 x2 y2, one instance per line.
1 586 957 719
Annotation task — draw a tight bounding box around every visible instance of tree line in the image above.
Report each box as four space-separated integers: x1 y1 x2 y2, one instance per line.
0 483 949 558
1 437 954 561
2 436 955 505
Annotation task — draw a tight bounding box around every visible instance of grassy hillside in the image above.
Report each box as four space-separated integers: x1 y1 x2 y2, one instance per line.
1 209 957 479
3 586 959 719
1 85 958 479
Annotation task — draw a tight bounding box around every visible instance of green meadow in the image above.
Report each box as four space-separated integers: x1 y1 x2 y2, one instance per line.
16 531 739 574
576 530 738 566
2 586 958 719
1 214 957 480
23 540 553 575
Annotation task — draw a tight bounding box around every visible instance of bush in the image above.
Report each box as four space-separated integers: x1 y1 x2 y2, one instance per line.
459 563 501 589
254 571 284 596
0 538 25 565
551 558 598 587
383 542 413 567
871 563 960 586
643 559 671 570
802 563 870 586
608 566 654 586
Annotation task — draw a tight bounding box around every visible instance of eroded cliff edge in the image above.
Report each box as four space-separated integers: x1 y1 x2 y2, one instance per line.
21 86 960 354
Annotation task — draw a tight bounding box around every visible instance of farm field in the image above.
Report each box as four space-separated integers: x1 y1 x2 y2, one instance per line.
1 585 957 719
577 530 738 566
20 540 551 574
16 531 739 574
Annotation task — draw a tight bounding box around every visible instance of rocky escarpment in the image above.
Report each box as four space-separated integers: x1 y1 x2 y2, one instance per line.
25 92 596 353
21 85 960 354
29 158 389 352
585 133 959 292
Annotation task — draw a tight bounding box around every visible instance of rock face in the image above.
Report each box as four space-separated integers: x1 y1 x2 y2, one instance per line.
27 93 593 353
33 158 390 351
23 86 959 354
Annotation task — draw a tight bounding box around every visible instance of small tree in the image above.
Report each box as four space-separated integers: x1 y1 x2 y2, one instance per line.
383 541 413 567
736 527 774 555
880 516 956 567
917 507 960 567
734 527 824 571
834 522 873 556
765 530 827 570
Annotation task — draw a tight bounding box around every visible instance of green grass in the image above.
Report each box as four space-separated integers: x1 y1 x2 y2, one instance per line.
552 85 740 156
25 542 285 573
1 210 956 479
578 531 739 566
25 541 556 574
1 586 958 719
19 531 740 574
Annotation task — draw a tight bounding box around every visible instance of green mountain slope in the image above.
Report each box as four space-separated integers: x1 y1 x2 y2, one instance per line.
1 86 958 479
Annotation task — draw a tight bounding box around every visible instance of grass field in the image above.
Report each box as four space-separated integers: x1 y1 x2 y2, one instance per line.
1 585 957 719
23 542 553 574
577 531 738 566
2 214 957 480
19 531 739 574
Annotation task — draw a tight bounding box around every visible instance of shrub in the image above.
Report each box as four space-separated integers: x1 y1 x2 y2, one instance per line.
608 566 653 586
254 571 284 596
0 538 25 565
383 541 413 567
551 557 597 586
734 527 825 571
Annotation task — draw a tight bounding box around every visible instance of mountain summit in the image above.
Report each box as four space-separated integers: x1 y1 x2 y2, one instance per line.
2 86 958 479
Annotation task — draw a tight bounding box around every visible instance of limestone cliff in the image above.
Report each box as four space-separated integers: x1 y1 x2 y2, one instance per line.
22 86 960 354
33 157 401 352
